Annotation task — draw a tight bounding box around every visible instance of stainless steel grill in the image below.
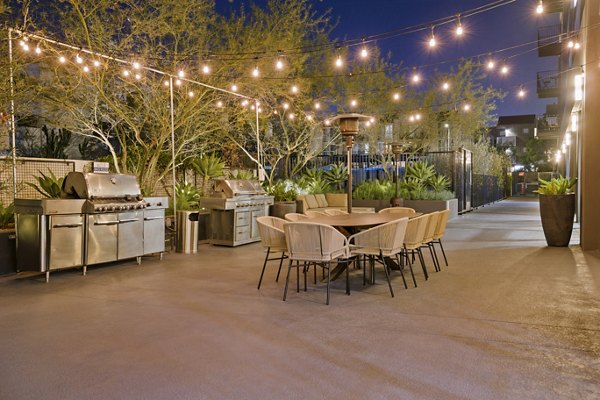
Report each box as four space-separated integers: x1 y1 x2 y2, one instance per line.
200 179 273 247
15 172 167 282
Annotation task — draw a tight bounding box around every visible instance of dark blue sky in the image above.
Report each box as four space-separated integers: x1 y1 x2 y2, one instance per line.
218 0 559 118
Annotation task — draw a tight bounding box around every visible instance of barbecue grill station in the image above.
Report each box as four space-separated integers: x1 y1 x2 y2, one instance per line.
14 172 168 282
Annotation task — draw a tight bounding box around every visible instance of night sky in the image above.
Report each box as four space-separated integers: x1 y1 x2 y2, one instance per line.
218 0 559 120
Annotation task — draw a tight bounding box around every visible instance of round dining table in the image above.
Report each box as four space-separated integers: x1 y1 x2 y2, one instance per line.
315 211 422 228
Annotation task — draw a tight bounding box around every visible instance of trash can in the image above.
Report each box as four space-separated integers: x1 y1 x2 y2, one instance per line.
176 211 199 254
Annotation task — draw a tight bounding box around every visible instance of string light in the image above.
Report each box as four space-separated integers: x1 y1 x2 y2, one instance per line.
500 65 509 75
393 92 401 101
428 26 437 48
93 60 101 67
177 70 185 78
307 115 314 121
175 79 182 86
324 119 331 126
275 57 284 70
133 62 141 70
335 55 344 68
411 71 421 84
34 46 42 54
164 80 170 86
83 65 90 73
231 84 238 92
188 91 194 97
314 102 321 110
122 69 130 77
360 46 369 59
217 101 223 108
135 73 142 80
442 82 450 91
455 15 464 36
350 99 358 107
75 54 83 64
536 0 544 14
252 65 260 77
517 88 526 98
486 60 495 70
291 85 299 94
288 113 295 120
241 100 249 106
202 64 211 74
58 55 66 63
463 103 471 111
282 102 290 110
22 43 29 52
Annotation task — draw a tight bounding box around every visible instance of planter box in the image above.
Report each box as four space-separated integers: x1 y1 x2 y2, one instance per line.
539 194 575 247
352 199 396 212
0 230 17 275
270 202 297 219
404 198 458 219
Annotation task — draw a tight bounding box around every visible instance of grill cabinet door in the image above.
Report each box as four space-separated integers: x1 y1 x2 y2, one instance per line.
118 211 143 260
48 215 84 270
87 213 118 265
143 209 165 254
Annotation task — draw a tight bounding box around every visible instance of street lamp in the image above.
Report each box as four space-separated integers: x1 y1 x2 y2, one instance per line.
444 123 451 151
330 113 373 213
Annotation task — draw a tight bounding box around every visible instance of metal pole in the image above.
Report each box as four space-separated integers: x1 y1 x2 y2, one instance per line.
447 126 451 151
169 76 177 233
255 101 262 181
8 28 17 202
346 136 353 214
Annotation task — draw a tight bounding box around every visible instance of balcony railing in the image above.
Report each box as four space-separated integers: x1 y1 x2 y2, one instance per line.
538 25 561 57
537 70 559 98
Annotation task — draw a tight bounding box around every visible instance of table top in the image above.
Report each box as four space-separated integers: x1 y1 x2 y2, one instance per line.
316 212 422 228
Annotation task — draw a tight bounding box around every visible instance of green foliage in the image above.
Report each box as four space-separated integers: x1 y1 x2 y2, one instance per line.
297 168 331 194
403 176 426 193
193 154 225 180
41 126 71 159
0 202 15 229
535 176 577 195
404 160 436 183
174 182 200 211
352 180 395 200
25 169 66 198
265 180 299 202
405 189 455 201
324 163 348 192
429 174 450 193
229 169 254 180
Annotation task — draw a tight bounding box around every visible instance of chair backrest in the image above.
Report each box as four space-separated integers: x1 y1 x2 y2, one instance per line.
433 209 450 240
422 212 440 243
305 210 328 218
283 222 348 262
323 209 348 216
403 214 430 249
256 216 286 249
350 217 409 256
379 207 416 214
284 213 310 222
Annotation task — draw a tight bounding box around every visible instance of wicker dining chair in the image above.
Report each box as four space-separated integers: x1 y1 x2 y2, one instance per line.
378 207 416 214
283 222 352 305
431 209 450 267
255 216 288 290
348 217 410 297
284 213 310 222
402 213 431 284
420 211 442 272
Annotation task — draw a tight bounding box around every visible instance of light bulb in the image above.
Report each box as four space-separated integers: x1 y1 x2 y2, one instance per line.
34 47 42 54
456 24 464 36
518 89 525 98
242 100 249 106
415 113 422 120
202 64 210 74
122 70 130 77
350 99 357 107
231 84 238 92
536 1 544 14
335 56 343 68
574 42 581 49
409 115 415 122
463 104 471 111
76 55 83 64
288 113 295 120
501 65 509 75
283 102 289 110
175 79 182 86
83 66 90 73
93 60 101 67
314 102 321 110
217 101 223 108
188 91 194 98
366 121 371 127
324 119 331 126
291 85 299 94
164 80 170 86
568 41 574 48
252 66 259 77
275 59 284 70
22 44 29 52
135 73 142 80
360 47 368 58
412 73 420 83
442 82 450 91
59 56 66 63
429 36 436 48
273 110 279 115
250 105 255 111
370 117 375 123
133 62 141 69
393 93 401 101
307 115 314 121
487 60 495 70
178 70 185 78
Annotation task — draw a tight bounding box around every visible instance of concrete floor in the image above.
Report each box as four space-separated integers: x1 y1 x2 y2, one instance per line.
1 198 599 399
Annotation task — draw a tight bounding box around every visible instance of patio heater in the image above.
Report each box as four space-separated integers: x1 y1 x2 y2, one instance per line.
389 141 411 207
330 113 373 213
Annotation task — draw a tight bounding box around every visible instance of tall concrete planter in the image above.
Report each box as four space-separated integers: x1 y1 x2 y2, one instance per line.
404 198 458 219
270 201 297 219
539 194 575 247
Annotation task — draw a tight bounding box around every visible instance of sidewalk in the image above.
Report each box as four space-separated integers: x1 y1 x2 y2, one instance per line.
0 197 598 399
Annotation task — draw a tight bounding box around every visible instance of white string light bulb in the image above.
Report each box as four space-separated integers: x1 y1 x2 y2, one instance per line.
360 47 369 59
288 113 295 120
252 65 259 77
202 64 211 74
456 16 464 36
133 62 141 69
291 85 299 94
83 65 90 73
409 115 415 122
370 117 375 123
518 88 525 98
350 99 357 107
122 70 130 77
283 102 290 110
574 42 581 49
442 82 450 91
76 55 83 64
34 46 42 54
242 100 249 106
487 60 495 70
93 60 101 67
366 121 371 127
501 65 509 75
164 80 170 86
307 115 314 121
335 55 343 68
217 101 223 108
231 84 238 92
415 113 422 121
463 103 471 111
412 73 421 83
188 91 194 98
428 27 437 48
393 92 401 101
59 56 66 63
275 58 284 70
568 40 574 48
135 73 142 80
175 79 182 86
314 102 321 110
536 0 544 14
22 43 29 51
178 70 185 78
324 119 331 126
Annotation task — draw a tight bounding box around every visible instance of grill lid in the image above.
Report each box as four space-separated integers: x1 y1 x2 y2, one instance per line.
211 179 266 198
63 172 142 200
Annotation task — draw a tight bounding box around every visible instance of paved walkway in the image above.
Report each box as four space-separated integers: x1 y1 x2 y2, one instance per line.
1 197 599 399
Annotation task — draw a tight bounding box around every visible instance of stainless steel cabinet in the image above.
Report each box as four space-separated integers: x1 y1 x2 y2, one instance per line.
118 211 143 260
143 209 165 254
87 213 118 265
48 215 84 270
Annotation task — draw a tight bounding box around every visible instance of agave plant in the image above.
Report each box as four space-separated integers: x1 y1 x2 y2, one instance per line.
25 169 66 198
305 176 331 194
535 176 577 195
192 154 225 195
324 163 348 192
428 174 450 193
404 160 435 184
229 169 254 180
0 202 15 230
174 181 200 211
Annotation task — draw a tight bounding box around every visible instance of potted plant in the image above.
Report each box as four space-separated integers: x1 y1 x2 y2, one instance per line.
0 202 16 275
352 180 396 211
265 180 299 218
534 176 577 247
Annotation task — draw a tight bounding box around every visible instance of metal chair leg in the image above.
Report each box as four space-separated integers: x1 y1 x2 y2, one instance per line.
326 261 331 305
275 252 285 282
437 239 449 266
257 247 271 290
403 247 418 287
380 252 394 298
283 259 293 301
395 253 408 289
416 249 429 280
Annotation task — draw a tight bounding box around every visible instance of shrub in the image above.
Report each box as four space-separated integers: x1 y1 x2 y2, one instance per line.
0 202 15 229
353 180 395 200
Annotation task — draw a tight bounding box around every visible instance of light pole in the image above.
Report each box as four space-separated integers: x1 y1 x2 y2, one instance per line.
389 142 411 207
444 123 451 151
330 113 373 213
